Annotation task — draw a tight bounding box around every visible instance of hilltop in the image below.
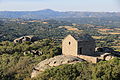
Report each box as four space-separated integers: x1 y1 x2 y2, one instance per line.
0 9 120 19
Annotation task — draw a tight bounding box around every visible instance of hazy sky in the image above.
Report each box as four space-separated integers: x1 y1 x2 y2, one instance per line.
0 0 120 12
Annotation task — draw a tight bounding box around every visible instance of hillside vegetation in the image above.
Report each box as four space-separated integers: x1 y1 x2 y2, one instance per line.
0 39 62 80
0 17 120 80
0 18 120 50
35 58 120 80
0 39 120 80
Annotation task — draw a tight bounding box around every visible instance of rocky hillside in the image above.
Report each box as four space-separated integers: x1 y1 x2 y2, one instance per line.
31 55 83 78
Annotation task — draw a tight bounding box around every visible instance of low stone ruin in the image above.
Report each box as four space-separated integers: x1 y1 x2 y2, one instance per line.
95 47 119 61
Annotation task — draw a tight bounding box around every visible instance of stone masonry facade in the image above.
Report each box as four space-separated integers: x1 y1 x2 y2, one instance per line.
62 34 97 63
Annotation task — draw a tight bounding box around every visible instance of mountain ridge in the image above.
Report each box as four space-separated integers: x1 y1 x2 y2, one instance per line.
0 9 120 19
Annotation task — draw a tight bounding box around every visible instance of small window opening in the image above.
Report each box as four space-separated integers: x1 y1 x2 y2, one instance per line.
69 42 71 45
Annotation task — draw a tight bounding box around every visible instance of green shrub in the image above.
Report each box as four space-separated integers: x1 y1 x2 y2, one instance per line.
92 58 120 80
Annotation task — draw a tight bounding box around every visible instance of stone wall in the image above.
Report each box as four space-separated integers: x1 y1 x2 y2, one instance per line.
62 35 78 56
78 41 95 56
62 35 96 56
77 55 98 63
62 34 97 63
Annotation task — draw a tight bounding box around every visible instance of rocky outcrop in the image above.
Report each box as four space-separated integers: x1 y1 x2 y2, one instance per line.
31 46 119 78
95 47 119 61
14 35 38 43
23 50 42 56
99 53 115 61
31 55 83 78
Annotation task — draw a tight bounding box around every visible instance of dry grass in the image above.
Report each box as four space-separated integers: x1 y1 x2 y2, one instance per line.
114 28 120 30
59 26 80 31
28 20 41 22
20 23 27 24
98 32 108 34
98 28 113 32
108 32 120 34
92 36 106 39
111 46 120 48
67 28 79 31
42 22 48 24
99 32 120 35
100 41 106 42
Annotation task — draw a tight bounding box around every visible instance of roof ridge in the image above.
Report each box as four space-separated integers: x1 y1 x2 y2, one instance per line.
69 33 95 41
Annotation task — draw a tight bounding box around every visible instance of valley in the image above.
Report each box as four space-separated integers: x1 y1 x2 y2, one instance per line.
0 10 120 79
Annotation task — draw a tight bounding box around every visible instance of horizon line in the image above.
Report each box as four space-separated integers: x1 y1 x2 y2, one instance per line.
0 9 120 13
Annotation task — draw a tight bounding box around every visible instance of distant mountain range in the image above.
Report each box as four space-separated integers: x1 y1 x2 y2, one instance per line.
0 9 120 19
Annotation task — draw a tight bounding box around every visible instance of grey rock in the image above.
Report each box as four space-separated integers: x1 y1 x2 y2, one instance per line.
14 35 38 43
31 55 83 78
100 53 115 61
23 50 42 56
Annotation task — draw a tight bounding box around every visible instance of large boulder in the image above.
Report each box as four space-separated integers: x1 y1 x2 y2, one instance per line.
23 50 42 56
100 53 115 61
14 35 38 43
31 55 83 78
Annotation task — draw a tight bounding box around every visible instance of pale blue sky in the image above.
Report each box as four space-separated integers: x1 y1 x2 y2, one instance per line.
0 0 120 12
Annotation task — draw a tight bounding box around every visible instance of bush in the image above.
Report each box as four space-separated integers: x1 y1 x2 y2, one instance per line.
92 58 120 80
35 62 92 80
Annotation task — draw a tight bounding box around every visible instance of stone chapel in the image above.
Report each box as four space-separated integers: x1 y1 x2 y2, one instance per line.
62 33 96 56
